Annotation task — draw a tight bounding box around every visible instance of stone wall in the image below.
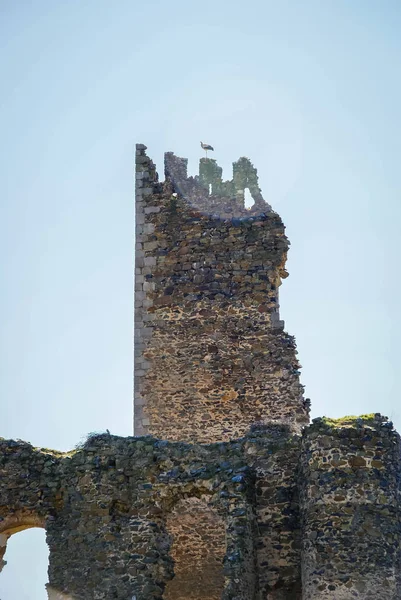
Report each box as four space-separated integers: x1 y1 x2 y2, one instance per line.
134 145 309 442
300 415 401 599
0 416 399 599
0 434 257 600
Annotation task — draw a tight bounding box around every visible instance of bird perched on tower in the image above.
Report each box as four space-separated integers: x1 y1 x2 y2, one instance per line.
200 141 214 157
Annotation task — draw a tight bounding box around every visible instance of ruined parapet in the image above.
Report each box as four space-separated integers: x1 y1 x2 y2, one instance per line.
164 151 271 219
300 415 401 599
134 145 309 442
164 151 188 186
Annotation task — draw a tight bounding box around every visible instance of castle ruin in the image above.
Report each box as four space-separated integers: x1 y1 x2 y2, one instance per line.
0 144 400 599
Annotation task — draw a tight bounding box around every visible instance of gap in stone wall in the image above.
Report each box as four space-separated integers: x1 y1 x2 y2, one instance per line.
244 188 254 209
0 527 49 600
164 497 226 600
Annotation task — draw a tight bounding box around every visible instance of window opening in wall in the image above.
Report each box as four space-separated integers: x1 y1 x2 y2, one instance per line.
244 188 254 209
164 497 226 600
0 528 49 600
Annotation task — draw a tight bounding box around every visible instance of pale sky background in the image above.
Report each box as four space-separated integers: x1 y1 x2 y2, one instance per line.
1 1 401 598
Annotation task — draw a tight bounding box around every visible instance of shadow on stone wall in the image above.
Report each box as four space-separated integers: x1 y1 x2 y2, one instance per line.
164 497 226 600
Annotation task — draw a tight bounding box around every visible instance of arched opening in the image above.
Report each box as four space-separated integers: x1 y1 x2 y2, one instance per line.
0 526 49 600
164 497 226 600
244 188 254 209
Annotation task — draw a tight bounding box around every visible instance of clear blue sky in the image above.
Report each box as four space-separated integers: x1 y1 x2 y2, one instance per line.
1 1 400 598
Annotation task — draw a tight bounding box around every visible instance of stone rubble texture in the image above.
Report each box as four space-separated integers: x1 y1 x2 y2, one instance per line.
134 145 309 441
0 145 400 599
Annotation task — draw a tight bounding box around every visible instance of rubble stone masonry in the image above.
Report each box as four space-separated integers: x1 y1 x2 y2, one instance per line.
0 145 400 599
134 145 309 441
0 417 399 599
300 416 401 599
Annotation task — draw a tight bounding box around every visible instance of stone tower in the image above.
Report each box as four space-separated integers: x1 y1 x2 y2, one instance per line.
134 144 310 440
0 144 399 600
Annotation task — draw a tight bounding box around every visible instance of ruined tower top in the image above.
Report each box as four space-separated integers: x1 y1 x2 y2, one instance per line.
134 144 309 441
